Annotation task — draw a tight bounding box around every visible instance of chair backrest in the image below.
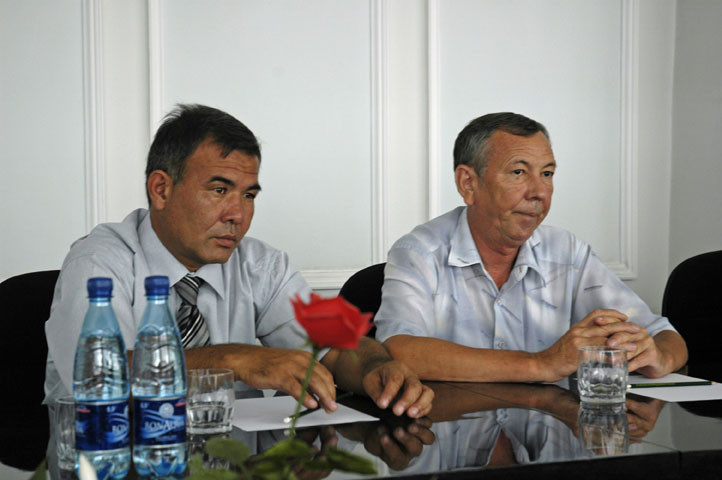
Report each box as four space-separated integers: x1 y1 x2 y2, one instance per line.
662 251 722 364
339 263 386 338
0 269 59 469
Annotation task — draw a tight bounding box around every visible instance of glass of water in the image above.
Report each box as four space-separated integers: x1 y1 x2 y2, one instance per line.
577 346 628 405
51 395 76 472
187 368 235 434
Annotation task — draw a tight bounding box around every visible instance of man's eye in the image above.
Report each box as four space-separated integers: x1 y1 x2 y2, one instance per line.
512 169 524 176
543 171 555 177
214 187 227 194
244 192 257 200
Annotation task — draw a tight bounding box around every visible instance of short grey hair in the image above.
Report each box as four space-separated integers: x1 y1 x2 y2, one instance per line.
453 112 550 176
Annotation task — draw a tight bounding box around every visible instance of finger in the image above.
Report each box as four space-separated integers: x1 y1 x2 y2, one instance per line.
627 349 654 373
367 368 406 412
391 377 425 417
308 375 338 413
281 375 318 409
306 363 337 412
576 322 640 339
593 316 626 326
404 385 435 419
579 309 627 326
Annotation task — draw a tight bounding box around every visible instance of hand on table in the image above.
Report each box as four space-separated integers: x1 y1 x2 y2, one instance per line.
605 325 669 377
232 346 338 412
535 309 636 381
362 360 434 418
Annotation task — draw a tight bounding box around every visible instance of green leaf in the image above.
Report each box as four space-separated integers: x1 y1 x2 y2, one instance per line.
205 437 251 466
28 458 47 480
187 451 245 480
324 447 377 475
251 458 296 480
255 438 313 459
187 453 208 474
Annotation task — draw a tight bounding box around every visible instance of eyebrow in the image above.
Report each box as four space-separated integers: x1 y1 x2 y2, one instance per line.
511 159 556 169
208 176 262 192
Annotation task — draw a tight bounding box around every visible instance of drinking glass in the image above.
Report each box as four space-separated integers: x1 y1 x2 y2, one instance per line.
52 395 76 472
187 368 235 434
577 346 628 405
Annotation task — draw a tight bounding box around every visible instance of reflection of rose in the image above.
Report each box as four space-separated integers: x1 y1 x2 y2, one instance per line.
291 294 373 350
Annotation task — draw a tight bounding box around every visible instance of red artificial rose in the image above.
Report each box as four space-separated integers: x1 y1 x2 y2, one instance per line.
291 293 373 350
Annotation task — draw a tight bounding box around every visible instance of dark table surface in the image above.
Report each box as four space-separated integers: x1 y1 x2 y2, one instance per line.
4 366 722 480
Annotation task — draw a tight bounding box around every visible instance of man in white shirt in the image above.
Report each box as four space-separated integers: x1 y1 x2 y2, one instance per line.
374 112 687 382
45 104 433 417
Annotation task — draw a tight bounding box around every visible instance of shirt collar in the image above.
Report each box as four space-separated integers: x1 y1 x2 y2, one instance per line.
138 212 227 299
447 207 548 286
511 229 547 287
448 208 483 267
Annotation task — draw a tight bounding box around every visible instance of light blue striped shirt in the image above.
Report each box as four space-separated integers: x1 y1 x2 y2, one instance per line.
374 207 675 352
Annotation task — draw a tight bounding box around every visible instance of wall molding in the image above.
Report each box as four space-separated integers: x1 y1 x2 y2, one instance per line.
612 0 639 280
82 0 106 232
426 0 639 280
147 0 164 136
371 0 389 265
427 0 441 222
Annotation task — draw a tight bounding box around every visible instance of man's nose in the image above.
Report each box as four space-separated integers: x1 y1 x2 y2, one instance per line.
222 196 245 224
527 175 552 200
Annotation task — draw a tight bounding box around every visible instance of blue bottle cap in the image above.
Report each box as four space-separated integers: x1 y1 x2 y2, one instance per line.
87 277 113 298
145 275 170 296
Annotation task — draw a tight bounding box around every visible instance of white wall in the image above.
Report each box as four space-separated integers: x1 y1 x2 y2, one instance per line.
669 0 722 272
0 0 87 277
0 0 700 314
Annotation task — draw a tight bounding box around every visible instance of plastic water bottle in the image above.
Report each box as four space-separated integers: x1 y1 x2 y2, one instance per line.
132 275 188 477
73 277 131 480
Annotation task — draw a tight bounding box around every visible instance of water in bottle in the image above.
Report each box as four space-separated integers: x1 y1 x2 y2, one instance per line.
132 275 188 477
73 277 131 480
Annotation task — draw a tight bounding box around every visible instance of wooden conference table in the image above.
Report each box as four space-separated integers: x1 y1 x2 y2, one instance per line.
4 367 722 480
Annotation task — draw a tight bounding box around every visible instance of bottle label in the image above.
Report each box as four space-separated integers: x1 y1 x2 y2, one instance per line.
75 400 130 451
134 396 187 446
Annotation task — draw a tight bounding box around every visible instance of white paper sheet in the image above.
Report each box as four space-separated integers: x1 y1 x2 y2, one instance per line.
627 373 722 402
232 396 378 432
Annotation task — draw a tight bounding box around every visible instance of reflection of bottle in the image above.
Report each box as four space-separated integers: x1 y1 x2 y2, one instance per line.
132 276 188 477
73 277 131 479
577 404 629 455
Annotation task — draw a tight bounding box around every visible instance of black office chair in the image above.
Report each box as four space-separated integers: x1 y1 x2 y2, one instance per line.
662 251 722 384
339 263 386 339
0 269 60 469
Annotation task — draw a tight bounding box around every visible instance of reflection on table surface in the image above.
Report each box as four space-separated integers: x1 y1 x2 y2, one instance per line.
4 373 722 479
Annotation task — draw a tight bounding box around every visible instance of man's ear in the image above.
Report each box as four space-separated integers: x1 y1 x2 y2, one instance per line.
455 165 478 206
147 170 173 211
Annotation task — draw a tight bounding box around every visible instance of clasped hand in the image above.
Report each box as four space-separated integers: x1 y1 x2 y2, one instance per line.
538 309 666 381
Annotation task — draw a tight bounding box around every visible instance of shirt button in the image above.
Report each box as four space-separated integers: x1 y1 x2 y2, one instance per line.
496 298 502 305
497 341 505 349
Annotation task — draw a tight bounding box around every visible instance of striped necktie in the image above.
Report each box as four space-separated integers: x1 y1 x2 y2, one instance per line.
174 274 210 348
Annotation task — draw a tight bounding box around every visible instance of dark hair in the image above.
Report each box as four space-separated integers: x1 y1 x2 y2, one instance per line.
453 112 549 176
145 104 261 200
